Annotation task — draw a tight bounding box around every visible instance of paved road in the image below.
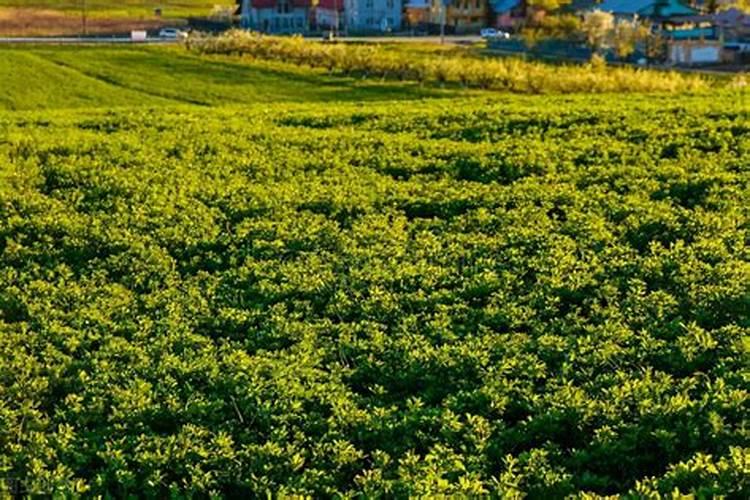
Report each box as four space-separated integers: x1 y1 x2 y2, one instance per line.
0 36 179 44
0 35 482 45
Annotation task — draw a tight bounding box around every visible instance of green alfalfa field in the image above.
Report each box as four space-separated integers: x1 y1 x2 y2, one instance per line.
0 41 748 496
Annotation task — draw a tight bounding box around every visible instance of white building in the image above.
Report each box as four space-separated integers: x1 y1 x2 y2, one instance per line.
317 0 345 30
344 0 402 32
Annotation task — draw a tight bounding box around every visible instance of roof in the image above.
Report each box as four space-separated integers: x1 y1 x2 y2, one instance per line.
318 0 344 9
670 8 750 27
715 8 750 27
596 0 648 15
251 0 310 8
647 1 697 17
596 0 696 18
490 0 520 13
566 0 598 12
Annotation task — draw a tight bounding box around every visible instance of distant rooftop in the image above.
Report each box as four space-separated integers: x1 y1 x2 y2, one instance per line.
490 0 520 13
405 0 431 8
596 0 697 17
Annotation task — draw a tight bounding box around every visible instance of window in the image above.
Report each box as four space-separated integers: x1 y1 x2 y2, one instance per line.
277 0 291 14
475 0 480 8
387 0 393 8
365 0 373 8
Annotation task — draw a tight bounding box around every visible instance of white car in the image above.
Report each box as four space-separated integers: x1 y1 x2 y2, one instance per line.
158 28 187 39
480 28 511 40
480 28 497 39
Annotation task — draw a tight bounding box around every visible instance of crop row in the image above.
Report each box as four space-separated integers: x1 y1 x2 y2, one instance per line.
188 31 711 94
0 94 748 496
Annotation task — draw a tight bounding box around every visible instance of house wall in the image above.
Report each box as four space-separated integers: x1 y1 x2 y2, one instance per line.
403 0 431 27
253 8 309 33
345 0 402 32
240 0 252 27
317 7 344 29
668 41 722 65
495 12 513 29
447 0 489 33
404 7 430 27
239 0 309 33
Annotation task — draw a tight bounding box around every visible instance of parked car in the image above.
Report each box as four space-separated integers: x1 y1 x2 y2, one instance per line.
480 28 511 39
158 28 187 39
480 28 497 39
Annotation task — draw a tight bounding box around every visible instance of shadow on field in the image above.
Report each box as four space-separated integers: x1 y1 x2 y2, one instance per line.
0 45 464 110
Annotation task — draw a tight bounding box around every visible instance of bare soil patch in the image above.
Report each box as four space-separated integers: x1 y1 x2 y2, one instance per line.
0 8 177 36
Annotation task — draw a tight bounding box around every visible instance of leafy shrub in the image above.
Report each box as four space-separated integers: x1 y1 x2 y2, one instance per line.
188 31 709 94
0 93 747 496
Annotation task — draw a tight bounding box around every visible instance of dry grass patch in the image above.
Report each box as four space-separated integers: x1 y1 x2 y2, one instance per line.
0 7 177 36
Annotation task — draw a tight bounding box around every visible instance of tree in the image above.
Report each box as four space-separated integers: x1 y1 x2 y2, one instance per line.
525 0 573 12
521 13 582 46
722 0 750 11
523 0 574 29
644 29 667 62
581 9 614 54
611 18 649 60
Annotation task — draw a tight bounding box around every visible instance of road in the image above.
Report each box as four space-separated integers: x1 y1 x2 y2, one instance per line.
0 36 179 44
0 35 481 45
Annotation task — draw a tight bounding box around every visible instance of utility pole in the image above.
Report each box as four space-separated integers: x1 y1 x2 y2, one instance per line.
81 0 88 35
335 0 339 38
440 0 446 45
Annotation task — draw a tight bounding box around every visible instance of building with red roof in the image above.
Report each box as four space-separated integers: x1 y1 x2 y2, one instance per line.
317 0 345 30
239 0 312 33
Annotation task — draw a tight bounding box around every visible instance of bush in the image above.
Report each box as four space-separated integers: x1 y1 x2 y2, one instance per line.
0 93 747 496
188 30 708 94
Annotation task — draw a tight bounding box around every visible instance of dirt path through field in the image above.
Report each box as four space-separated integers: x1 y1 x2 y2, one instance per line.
0 8 175 36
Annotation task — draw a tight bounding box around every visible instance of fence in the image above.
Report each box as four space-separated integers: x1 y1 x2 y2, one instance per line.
487 38 594 61
187 18 236 33
487 38 650 63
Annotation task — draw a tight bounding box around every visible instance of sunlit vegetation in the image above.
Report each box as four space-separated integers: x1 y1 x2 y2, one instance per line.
0 92 747 496
0 46 467 111
189 31 711 93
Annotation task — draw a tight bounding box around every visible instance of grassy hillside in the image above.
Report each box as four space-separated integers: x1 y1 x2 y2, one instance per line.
0 42 724 111
1 92 748 497
0 46 466 110
0 1 234 35
0 0 232 18
0 41 748 497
